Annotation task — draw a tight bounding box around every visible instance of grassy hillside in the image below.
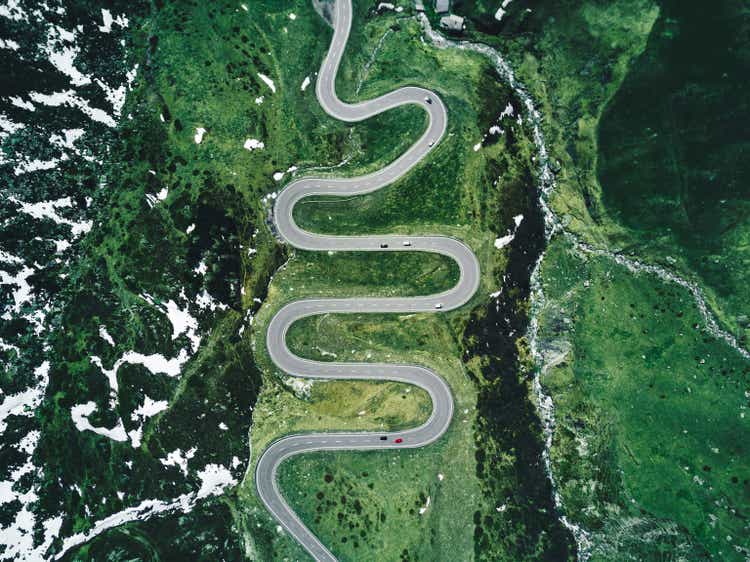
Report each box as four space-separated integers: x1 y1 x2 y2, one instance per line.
240 1 575 561
454 0 750 559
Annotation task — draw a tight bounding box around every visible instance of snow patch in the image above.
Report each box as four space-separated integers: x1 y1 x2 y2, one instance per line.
99 325 115 346
0 362 49 432
91 349 190 407
0 114 24 139
99 9 128 33
493 234 515 249
500 102 515 119
495 0 513 21
243 138 264 151
195 289 228 312
0 0 27 22
131 396 168 421
71 402 127 441
285 376 313 398
29 89 117 127
418 495 431 515
0 36 20 50
257 73 276 93
143 294 201 352
494 214 523 249
160 448 196 476
196 464 237 498
45 25 90 87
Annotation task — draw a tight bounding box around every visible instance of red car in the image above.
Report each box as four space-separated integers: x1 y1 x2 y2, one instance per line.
394 438 403 444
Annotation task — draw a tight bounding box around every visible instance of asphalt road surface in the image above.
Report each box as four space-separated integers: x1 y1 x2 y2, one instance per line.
255 1 481 560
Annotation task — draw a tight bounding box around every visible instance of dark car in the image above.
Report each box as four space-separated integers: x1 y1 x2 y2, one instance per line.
380 243 388 248
379 436 387 441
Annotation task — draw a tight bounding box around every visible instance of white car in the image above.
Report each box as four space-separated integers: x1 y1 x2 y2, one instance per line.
425 96 433 105
434 303 443 309
428 140 435 147
403 241 412 247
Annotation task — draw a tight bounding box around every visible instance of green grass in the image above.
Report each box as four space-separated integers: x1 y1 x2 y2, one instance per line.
456 1 750 558
41 0 448 557
277 250 460 299
29 0 621 558
596 0 750 343
278 445 469 561
538 237 750 559
277 311 480 561
450 1 749 558
241 245 486 559
236 0 567 558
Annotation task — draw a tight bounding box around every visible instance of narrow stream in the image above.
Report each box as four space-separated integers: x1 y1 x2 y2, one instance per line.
417 14 593 559
420 11 750 562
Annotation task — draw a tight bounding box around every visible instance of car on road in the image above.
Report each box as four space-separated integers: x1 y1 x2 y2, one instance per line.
428 140 435 147
394 438 404 444
380 243 388 248
424 96 432 104
380 436 387 441
434 303 443 309
403 241 411 246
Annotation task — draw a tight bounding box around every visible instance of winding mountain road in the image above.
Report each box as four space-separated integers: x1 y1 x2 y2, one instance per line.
254 1 480 560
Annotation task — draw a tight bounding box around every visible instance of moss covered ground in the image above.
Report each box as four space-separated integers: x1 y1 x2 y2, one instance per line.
455 0 750 559
20 0 425 558
538 238 749 559
277 310 479 560
18 0 747 559
596 0 750 343
239 1 575 561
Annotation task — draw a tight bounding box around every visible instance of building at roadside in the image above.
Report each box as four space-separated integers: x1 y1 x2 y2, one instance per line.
435 0 450 14
439 13 464 31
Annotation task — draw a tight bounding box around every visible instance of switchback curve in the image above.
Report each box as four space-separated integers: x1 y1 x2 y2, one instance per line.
254 2 480 560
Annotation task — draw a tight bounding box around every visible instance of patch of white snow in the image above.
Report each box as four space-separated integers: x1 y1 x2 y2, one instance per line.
160 448 196 476
70 402 128 441
257 73 276 93
243 138 264 151
99 325 115 346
